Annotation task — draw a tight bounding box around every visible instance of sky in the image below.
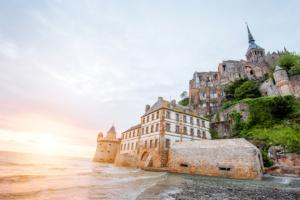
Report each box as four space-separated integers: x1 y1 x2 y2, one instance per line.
0 0 300 158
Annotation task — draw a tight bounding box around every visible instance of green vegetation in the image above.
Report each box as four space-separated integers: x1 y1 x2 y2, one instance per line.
226 96 300 166
224 78 261 102
234 80 261 100
225 78 248 100
209 128 219 139
277 52 300 76
178 91 189 106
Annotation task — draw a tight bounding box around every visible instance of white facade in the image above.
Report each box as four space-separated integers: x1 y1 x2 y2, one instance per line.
140 106 210 151
120 125 140 155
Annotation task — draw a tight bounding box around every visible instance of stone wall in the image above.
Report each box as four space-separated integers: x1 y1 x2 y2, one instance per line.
114 153 138 167
168 139 264 180
290 75 300 98
259 79 279 96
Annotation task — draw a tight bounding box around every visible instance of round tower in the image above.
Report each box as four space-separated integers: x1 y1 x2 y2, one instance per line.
273 65 292 96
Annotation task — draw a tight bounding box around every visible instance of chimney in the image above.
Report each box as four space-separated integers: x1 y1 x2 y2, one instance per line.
145 104 150 112
171 99 176 106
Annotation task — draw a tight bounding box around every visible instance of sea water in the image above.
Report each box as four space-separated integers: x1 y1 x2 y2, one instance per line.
0 151 299 200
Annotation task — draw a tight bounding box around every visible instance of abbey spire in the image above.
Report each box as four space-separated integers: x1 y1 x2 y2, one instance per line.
245 24 265 62
247 23 255 44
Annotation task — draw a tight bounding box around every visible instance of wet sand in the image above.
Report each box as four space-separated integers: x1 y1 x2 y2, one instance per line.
137 173 300 200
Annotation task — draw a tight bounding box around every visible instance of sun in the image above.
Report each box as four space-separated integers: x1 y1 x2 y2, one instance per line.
35 135 60 155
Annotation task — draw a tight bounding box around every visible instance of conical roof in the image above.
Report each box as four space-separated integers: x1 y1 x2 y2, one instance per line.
106 126 117 139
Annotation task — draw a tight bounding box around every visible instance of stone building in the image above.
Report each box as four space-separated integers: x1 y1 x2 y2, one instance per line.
93 126 121 163
189 25 279 116
115 124 141 167
168 138 264 180
137 97 211 168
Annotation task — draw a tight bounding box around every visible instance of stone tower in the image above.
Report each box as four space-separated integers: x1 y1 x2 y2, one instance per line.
93 126 120 163
245 24 265 63
273 65 293 96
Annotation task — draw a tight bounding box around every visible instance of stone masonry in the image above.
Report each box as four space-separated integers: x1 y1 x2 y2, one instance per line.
168 138 264 180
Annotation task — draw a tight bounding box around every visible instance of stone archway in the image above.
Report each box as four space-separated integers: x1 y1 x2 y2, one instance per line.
140 151 149 162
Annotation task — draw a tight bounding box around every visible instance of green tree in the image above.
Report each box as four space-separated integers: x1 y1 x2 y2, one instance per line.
277 52 300 76
178 91 189 106
225 78 248 100
234 80 261 100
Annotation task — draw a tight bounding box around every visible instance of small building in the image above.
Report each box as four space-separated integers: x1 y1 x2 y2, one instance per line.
168 138 264 180
93 126 120 163
115 124 141 167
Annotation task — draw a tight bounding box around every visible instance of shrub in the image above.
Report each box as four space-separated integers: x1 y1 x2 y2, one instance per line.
277 52 300 76
225 78 248 100
234 80 261 100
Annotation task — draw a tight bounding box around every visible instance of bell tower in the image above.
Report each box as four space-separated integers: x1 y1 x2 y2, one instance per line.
245 24 265 63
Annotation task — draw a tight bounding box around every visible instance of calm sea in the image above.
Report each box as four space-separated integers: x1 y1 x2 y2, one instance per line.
0 151 299 200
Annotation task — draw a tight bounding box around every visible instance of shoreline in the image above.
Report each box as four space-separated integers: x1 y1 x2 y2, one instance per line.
137 173 300 200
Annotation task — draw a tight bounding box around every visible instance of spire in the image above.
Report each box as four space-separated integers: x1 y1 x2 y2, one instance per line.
246 23 255 44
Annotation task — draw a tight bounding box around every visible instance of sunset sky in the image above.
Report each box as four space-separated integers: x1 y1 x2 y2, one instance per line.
1 0 300 158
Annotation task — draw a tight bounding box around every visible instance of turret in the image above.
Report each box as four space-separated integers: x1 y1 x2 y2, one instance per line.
106 126 117 139
245 24 265 63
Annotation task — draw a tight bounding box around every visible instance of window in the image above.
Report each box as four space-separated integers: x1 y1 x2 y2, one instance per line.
166 111 170 119
219 167 231 171
197 130 201 137
151 125 154 133
166 123 171 132
190 116 193 125
175 125 179 133
145 140 147 148
147 116 149 122
131 143 133 150
155 123 159 132
146 127 149 134
151 114 154 120
180 163 189 167
176 113 179 121
155 139 158 148
202 131 207 139
156 111 159 119
142 118 145 124
190 128 194 136
142 128 144 135
202 120 205 127
165 139 170 148
127 143 130 150
197 119 200 126
183 115 187 123
129 132 131 138
183 126 187 134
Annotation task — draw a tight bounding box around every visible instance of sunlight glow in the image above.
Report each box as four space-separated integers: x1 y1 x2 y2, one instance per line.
35 135 61 155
